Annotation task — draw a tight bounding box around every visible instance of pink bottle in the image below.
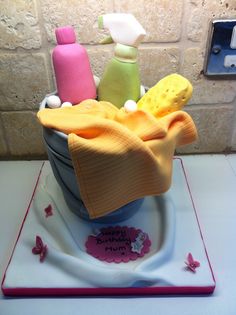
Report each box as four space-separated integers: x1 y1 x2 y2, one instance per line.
52 26 96 104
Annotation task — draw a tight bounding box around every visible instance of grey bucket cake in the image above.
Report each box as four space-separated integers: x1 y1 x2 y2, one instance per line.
40 93 144 223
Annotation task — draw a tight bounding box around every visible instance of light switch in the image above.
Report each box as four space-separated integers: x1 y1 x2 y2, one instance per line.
224 55 236 67
204 19 236 78
230 25 236 49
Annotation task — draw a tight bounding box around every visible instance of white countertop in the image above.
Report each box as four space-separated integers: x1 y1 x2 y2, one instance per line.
0 154 236 315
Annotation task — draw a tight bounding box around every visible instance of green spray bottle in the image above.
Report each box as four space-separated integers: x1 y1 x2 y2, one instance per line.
97 13 146 108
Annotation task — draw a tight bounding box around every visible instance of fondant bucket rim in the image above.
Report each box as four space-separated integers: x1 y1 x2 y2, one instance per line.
39 91 68 140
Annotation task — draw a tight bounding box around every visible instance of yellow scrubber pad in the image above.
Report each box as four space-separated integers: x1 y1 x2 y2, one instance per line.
137 73 193 118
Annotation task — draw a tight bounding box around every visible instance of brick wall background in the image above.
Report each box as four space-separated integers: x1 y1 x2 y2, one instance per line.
0 0 236 159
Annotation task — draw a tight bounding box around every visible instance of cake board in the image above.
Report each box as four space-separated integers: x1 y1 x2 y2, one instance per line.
1 158 215 296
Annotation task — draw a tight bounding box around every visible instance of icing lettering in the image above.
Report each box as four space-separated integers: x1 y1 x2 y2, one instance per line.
86 226 151 263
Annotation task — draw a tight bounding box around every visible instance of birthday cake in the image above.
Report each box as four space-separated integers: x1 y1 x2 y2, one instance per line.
1 14 216 296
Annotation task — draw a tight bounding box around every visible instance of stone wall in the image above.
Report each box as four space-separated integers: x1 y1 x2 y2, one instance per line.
0 0 236 159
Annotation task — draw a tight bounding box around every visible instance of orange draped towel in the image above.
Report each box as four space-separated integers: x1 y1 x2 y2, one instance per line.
37 100 197 219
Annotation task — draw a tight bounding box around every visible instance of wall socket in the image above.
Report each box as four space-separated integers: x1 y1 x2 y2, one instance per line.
204 19 236 78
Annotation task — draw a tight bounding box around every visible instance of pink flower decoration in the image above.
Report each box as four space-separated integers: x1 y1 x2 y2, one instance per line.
44 204 53 218
32 236 47 262
185 253 200 272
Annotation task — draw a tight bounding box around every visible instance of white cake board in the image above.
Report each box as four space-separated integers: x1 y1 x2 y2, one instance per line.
1 158 215 296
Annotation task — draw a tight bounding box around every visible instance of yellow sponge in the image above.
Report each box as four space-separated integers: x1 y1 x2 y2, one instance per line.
137 73 193 118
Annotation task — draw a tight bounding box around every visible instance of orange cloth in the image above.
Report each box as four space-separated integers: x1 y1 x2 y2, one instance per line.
37 100 197 219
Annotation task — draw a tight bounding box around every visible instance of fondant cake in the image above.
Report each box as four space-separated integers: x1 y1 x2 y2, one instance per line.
1 13 216 296
1 159 215 295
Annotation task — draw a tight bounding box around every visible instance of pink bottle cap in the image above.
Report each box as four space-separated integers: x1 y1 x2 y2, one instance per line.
55 26 76 44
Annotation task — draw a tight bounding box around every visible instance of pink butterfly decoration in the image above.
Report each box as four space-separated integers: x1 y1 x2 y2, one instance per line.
185 253 200 272
44 204 53 218
32 236 47 262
